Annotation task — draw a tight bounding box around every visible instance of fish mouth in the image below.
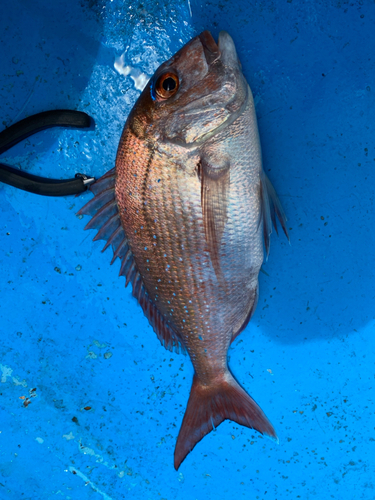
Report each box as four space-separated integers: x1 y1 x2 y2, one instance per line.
199 31 220 65
199 31 239 68
218 31 239 67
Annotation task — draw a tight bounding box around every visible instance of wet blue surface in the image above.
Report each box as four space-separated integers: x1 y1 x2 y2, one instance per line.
1 1 375 498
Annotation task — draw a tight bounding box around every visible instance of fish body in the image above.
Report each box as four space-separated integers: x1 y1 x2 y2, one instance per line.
79 31 288 469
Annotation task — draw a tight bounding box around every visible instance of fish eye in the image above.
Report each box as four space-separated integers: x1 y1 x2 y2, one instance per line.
155 72 179 99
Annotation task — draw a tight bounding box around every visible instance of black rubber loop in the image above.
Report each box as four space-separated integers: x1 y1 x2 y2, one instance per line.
0 110 92 155
0 110 95 196
0 163 92 196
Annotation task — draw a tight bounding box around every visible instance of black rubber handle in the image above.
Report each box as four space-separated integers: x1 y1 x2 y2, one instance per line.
0 109 92 155
0 109 95 196
0 163 92 196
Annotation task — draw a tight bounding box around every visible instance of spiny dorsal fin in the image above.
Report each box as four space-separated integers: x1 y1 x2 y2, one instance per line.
78 170 186 355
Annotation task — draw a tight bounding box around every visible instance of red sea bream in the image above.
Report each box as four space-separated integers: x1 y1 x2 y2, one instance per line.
78 30 288 469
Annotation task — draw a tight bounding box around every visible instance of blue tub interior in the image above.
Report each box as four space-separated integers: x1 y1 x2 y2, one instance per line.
1 1 375 498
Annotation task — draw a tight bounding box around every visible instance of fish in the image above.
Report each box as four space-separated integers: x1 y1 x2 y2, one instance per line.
78 30 289 469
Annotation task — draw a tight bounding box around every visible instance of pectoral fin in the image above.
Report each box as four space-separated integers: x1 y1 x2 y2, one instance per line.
200 154 230 282
259 171 289 257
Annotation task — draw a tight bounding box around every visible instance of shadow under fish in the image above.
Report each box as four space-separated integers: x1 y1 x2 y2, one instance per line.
78 30 289 470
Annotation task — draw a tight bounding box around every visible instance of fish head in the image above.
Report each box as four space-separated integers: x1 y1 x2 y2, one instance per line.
134 31 249 146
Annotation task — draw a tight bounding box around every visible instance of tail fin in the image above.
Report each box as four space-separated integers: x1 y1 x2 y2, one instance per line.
174 372 278 470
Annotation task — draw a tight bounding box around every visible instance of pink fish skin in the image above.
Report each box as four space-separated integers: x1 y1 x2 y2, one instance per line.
79 30 288 469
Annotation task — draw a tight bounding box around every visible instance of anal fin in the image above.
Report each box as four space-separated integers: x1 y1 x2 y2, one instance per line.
231 284 259 344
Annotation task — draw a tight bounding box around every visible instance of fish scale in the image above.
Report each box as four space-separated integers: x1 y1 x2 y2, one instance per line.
119 126 238 375
79 30 289 469
117 95 268 411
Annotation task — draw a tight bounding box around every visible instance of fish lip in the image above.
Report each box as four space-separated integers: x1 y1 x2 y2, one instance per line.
217 31 239 68
199 30 221 65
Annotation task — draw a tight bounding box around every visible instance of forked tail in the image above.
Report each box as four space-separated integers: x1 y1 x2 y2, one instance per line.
174 371 278 470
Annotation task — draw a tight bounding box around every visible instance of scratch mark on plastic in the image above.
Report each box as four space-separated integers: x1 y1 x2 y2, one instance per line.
69 467 113 500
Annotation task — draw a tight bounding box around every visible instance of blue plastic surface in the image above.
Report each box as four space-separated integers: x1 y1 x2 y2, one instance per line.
1 1 375 498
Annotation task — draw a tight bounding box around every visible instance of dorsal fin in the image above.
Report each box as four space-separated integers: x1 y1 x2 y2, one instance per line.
77 170 186 355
